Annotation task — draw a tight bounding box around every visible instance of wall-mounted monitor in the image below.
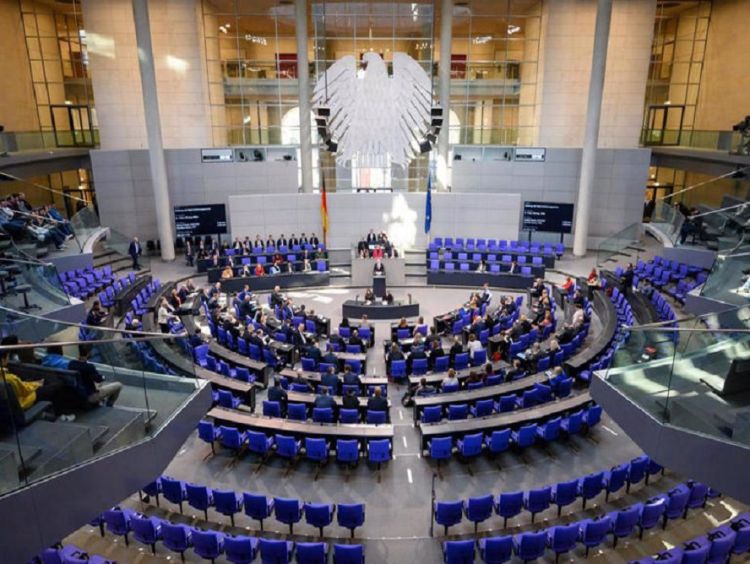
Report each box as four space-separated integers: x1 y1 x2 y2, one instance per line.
174 204 227 236
522 201 574 233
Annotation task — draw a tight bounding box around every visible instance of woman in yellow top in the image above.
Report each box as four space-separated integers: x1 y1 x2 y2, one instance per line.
4 371 42 410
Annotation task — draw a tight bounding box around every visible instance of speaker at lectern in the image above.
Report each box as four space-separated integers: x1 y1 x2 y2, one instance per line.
373 260 386 299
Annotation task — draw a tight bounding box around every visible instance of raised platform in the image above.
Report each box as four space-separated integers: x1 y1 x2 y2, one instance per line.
341 299 420 320
350 256 407 286
209 271 330 292
427 271 534 289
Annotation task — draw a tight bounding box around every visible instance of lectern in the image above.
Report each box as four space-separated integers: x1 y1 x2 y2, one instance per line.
373 274 386 299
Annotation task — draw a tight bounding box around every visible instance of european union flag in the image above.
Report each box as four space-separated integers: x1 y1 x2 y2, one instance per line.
425 171 432 234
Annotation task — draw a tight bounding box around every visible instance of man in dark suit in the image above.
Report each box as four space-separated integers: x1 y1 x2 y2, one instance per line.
321 349 338 367
276 234 288 248
309 233 320 247
128 236 142 270
270 286 285 309
366 229 377 245
373 260 385 275
266 234 275 248
238 295 256 320
367 387 388 413
508 260 519 274
449 337 464 362
267 377 288 414
321 365 340 394
289 234 299 246
305 339 322 364
348 329 365 352
314 387 336 410
342 365 361 386
300 233 309 245
342 389 360 410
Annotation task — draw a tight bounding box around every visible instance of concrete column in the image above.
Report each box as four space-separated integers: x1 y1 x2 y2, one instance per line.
296 0 314 193
132 0 175 261
573 0 613 257
437 0 453 189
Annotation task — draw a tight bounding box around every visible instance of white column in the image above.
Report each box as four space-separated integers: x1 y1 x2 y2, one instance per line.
437 0 453 189
296 0 314 193
573 0 613 257
132 0 175 261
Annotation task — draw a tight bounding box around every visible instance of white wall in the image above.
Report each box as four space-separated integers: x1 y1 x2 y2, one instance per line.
228 192 522 250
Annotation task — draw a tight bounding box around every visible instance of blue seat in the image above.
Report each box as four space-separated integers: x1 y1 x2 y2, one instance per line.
275 434 301 466
604 463 629 501
661 485 691 528
484 429 511 457
198 420 220 455
478 535 512 564
454 352 469 370
524 486 551 523
448 403 469 420
263 400 282 418
185 483 214 521
305 437 329 467
412 358 428 375
511 423 537 449
435 500 464 535
464 494 493 533
686 481 709 511
287 403 307 421
161 522 193 561
443 540 475 564
457 432 483 461
224 535 259 564
536 416 561 443
547 523 579 563
130 515 162 554
313 407 334 423
627 454 649 492
391 360 407 381
561 410 583 436
336 439 360 465
161 476 187 514
497 395 516 413
578 471 605 509
296 542 328 564
274 497 304 534
247 431 273 459
213 489 243 526
332 543 364 564
429 436 453 469
607 504 642 547
366 410 387 425
337 503 365 538
243 492 274 530
422 406 443 424
304 502 335 537
578 516 612 557
471 399 494 418
367 439 392 469
551 478 578 517
637 497 666 539
434 356 450 372
192 528 224 561
513 530 547 562
258 538 294 564
495 491 523 528
102 508 133 545
339 409 360 424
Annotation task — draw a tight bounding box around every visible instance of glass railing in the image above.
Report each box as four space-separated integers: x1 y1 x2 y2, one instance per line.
0 129 99 153
604 304 750 447
0 307 200 497
69 205 103 248
640 129 743 152
0 256 71 313
596 223 645 267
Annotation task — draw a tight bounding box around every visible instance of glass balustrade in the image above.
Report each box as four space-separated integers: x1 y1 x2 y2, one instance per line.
0 308 201 497
596 223 645 267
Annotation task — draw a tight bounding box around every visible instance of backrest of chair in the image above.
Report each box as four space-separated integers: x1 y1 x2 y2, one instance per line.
186 483 210 508
436 500 463 524
498 491 523 516
337 503 365 528
444 540 474 563
259 538 290 562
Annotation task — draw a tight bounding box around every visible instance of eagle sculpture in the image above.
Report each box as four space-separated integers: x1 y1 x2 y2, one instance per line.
312 52 435 169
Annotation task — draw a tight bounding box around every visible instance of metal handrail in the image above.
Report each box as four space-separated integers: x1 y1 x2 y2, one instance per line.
0 171 88 204
658 166 750 202
0 332 188 352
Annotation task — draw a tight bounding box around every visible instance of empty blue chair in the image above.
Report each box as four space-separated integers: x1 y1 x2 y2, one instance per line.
464 494 493 533
561 410 583 436
219 426 248 459
524 486 552 523
435 500 464 535
258 538 294 564
296 542 328 564
313 407 334 423
608 504 642 547
511 423 537 449
367 439 392 469
478 536 513 564
287 403 307 421
218 389 241 409
263 400 282 418
457 433 483 463
578 471 604 509
471 399 494 418
390 360 407 381
185 483 214 520
274 497 304 534
443 540 475 564
192 529 224 562
243 492 274 530
627 455 649 492
686 481 709 512
198 420 221 454
495 491 523 528
224 535 258 564
434 356 450 372
336 439 360 465
213 489 243 526
536 416 561 443
585 405 603 429
337 503 365 538
578 516 612 557
429 436 453 473
130 515 162 555
448 403 469 421
513 531 547 563
304 502 335 537
484 429 511 457
547 523 579 563
366 410 387 425
275 434 301 463
161 476 188 514
161 522 192 562
422 406 443 424
551 479 578 517
638 497 666 539
412 358 428 375
102 508 133 545
604 463 629 501
339 409 360 424
332 544 364 564
661 485 691 528
305 437 329 472
454 352 469 370
247 431 274 460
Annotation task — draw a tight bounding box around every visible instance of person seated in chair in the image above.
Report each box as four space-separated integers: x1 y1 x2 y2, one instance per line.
69 344 122 408
441 368 460 390
314 386 336 410
385 343 404 375
367 386 388 414
86 301 107 327
342 364 361 386
321 365 340 395
364 288 375 304
267 376 288 415
348 329 365 352
504 359 524 382
342 388 360 410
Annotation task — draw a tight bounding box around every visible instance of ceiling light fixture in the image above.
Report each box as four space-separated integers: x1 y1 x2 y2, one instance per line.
507 25 521 35
473 35 492 45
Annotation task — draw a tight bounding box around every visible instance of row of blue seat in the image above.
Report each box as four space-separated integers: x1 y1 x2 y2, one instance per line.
36 545 114 564
140 476 365 536
261 400 389 424
434 454 664 533
426 405 602 461
198 420 393 467
92 507 363 564
59 265 117 300
440 481 717 564
631 512 750 564
429 237 563 256
428 261 538 276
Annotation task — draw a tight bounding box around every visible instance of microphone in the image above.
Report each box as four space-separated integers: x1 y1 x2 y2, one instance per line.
355 294 360 303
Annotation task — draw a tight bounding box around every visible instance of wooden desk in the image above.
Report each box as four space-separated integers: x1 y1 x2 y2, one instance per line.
418 392 592 449
285 390 392 410
412 372 551 422
207 407 394 441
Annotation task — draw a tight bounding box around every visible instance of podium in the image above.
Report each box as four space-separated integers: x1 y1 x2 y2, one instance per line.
373 274 386 299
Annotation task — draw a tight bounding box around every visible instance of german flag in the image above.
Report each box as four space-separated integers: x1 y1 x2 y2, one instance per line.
320 172 329 246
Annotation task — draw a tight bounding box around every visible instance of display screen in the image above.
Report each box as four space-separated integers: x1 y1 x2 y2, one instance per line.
522 201 574 233
174 204 227 236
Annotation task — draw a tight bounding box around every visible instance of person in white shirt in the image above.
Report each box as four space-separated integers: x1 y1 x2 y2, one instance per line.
441 368 459 390
571 303 585 326
157 298 178 333
467 333 484 359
